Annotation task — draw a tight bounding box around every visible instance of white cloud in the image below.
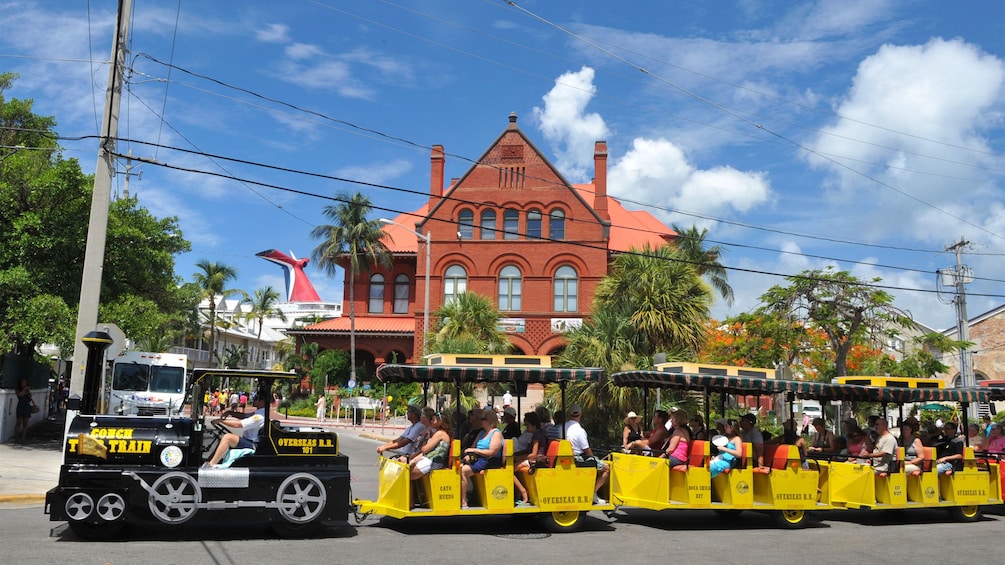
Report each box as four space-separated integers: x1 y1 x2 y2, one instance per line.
256 23 290 44
531 67 609 182
806 37 1005 240
610 137 772 228
334 159 413 185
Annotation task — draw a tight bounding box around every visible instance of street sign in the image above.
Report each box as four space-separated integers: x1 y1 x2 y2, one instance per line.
348 379 357 389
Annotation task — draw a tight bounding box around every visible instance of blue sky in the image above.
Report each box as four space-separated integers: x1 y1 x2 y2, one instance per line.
1 1 1004 332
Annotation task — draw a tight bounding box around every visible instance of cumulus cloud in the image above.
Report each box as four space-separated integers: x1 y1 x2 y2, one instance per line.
806 38 1005 240
610 137 772 228
531 67 609 181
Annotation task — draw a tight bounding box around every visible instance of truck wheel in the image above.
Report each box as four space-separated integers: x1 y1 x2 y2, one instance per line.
540 510 584 533
270 473 327 538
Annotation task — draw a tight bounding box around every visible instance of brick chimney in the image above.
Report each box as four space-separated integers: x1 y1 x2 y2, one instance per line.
593 140 609 222
430 144 444 201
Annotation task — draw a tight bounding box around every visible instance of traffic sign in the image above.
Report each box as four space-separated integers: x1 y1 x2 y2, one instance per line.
348 379 357 389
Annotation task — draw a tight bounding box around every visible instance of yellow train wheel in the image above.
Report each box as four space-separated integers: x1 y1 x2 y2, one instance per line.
541 510 584 533
949 505 981 523
775 509 807 529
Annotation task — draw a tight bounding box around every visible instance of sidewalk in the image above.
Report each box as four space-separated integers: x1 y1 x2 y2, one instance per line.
0 413 400 507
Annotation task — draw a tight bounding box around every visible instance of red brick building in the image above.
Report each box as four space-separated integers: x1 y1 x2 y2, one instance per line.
288 114 674 374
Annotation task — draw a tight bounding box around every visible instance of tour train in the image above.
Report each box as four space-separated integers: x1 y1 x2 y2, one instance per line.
44 335 1005 538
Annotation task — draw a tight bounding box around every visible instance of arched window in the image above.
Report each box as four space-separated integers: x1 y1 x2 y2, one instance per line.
368 274 385 313
549 209 565 240
527 209 542 239
444 265 467 304
458 209 474 240
503 208 519 240
554 266 578 312
480 210 496 240
393 274 410 314
498 265 522 311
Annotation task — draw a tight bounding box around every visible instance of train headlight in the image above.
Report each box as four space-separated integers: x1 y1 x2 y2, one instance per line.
160 445 184 468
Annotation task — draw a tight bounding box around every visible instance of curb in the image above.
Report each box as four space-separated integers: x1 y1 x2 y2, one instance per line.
0 494 46 505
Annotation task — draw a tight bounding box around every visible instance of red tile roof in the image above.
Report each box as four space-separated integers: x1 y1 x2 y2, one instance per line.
380 191 672 254
303 316 415 334
573 184 675 251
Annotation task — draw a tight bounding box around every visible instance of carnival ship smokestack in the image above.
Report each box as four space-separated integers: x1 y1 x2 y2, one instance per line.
80 330 113 414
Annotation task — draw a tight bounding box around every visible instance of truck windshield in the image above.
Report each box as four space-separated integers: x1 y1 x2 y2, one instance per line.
150 366 185 393
112 363 149 391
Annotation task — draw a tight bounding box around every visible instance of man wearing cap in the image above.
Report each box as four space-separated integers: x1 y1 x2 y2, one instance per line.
501 406 521 439
564 404 609 505
739 413 764 467
377 404 426 457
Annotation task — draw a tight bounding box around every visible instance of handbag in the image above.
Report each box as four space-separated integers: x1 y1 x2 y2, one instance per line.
30 400 39 414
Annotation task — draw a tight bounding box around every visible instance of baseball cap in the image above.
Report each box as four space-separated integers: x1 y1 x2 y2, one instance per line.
740 413 757 424
568 404 582 417
503 406 516 417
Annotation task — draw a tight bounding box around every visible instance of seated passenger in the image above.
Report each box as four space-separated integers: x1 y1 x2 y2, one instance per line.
564 405 609 505
622 411 643 452
900 420 924 474
709 435 736 478
409 412 452 480
460 409 504 509
846 427 873 464
513 412 548 504
936 421 965 474
205 395 267 468
377 405 426 459
536 406 561 442
689 415 708 442
832 436 849 462
664 410 691 465
986 423 1005 453
807 418 836 453
625 410 671 456
738 413 765 468
460 408 483 451
858 418 897 474
967 423 986 452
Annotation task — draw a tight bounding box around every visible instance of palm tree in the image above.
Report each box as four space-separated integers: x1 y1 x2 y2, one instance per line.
596 243 712 357
671 223 734 306
243 286 287 363
428 292 510 354
193 260 240 367
310 192 391 380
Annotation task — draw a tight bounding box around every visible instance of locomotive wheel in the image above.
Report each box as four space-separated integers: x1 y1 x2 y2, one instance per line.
64 492 94 522
948 505 982 523
95 493 127 523
270 473 327 538
148 472 202 524
775 509 808 529
68 520 124 541
540 510 585 533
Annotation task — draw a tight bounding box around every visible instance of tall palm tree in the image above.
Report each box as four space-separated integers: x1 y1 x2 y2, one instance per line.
670 223 734 306
243 286 287 363
193 260 240 367
310 192 391 380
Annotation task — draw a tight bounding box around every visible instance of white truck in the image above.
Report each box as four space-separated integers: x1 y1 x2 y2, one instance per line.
108 351 189 416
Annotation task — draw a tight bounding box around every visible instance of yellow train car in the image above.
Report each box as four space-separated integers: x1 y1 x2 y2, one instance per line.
353 362 611 532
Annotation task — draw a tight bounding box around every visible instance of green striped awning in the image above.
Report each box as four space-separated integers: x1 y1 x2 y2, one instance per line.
611 370 1000 404
377 364 604 385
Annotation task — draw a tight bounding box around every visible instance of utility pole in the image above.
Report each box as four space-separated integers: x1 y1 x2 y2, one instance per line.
945 237 975 422
68 0 132 405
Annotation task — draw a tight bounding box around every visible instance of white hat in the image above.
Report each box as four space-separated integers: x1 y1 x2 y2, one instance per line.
624 411 639 423
712 435 729 448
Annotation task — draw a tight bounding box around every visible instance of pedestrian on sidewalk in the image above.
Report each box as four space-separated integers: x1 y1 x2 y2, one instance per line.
316 394 327 422
15 379 33 443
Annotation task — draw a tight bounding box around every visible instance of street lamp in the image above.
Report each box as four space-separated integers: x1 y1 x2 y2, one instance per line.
379 219 431 355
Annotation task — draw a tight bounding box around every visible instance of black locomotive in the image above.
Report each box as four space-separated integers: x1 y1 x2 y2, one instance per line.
45 332 351 539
